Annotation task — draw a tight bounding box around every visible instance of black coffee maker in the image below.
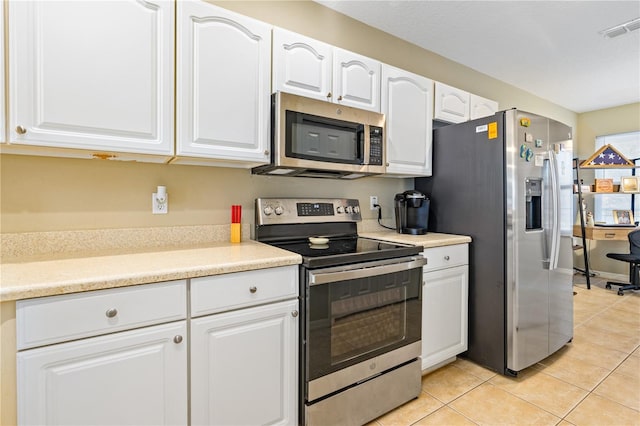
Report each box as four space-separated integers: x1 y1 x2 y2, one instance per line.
394 190 430 235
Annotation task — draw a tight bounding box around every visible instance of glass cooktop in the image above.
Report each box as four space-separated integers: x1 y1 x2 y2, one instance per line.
269 237 421 268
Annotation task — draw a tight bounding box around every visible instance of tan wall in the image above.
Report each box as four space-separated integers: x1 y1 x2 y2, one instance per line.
574 102 640 276
1 0 578 236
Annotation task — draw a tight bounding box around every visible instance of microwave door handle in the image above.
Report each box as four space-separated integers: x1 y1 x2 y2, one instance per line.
309 257 427 285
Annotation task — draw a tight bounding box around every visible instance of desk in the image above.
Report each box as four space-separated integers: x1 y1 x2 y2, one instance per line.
573 225 636 289
573 225 636 241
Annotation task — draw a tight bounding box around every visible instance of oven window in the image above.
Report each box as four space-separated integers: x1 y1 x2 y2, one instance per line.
286 110 363 164
331 285 405 364
307 268 421 381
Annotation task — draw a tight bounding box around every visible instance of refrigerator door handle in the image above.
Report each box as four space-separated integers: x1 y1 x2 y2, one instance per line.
548 150 561 270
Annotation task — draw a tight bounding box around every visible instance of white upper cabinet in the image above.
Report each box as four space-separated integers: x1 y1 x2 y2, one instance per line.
8 0 174 161
175 0 271 167
434 82 470 123
273 28 381 112
470 93 500 119
272 28 333 102
333 47 381 112
382 65 434 177
0 3 5 144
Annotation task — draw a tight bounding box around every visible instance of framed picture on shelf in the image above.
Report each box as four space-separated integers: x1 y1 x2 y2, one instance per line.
612 210 634 225
620 176 639 193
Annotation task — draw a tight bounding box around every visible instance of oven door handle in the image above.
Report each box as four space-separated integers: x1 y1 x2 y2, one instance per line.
309 257 427 285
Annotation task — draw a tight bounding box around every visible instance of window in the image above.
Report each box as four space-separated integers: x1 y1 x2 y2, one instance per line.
593 131 640 224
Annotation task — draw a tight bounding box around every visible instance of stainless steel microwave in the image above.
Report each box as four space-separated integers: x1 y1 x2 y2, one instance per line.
252 92 386 179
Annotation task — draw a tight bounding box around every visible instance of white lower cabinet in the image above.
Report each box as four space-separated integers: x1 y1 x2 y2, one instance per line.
16 281 188 425
421 244 469 372
16 267 299 426
189 266 298 426
17 322 187 425
191 299 298 426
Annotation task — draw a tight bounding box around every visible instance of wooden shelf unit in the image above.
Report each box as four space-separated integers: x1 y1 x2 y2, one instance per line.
573 157 639 289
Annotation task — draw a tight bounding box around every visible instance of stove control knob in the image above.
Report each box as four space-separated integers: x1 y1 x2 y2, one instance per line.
353 206 360 214
274 205 284 215
263 206 274 215
345 206 353 214
336 206 344 214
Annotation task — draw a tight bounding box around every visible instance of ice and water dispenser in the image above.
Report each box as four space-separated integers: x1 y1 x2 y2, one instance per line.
525 178 542 230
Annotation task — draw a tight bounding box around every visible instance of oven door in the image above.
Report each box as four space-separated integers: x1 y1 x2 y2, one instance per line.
305 256 426 402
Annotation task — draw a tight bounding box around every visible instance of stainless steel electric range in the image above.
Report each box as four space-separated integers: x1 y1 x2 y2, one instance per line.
255 198 425 426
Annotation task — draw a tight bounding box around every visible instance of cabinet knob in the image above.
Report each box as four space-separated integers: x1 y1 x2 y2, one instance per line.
337 95 343 101
249 286 257 293
326 92 332 99
16 125 27 135
105 308 118 318
173 335 183 344
444 255 450 261
291 310 299 317
264 150 269 156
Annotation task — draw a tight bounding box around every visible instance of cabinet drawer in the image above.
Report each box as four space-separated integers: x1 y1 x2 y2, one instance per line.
190 266 297 317
17 280 187 350
421 244 468 272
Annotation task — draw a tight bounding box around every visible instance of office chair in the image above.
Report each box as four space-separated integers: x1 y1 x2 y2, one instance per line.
605 229 640 295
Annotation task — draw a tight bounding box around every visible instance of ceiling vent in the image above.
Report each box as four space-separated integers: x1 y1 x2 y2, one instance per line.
601 17 640 38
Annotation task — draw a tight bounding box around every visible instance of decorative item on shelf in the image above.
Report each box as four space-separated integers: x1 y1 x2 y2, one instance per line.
586 211 595 227
594 178 614 192
620 176 640 193
613 209 634 225
573 181 591 193
579 144 635 168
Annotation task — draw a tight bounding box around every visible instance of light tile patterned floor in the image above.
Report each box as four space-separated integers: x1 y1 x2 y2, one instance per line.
368 276 640 425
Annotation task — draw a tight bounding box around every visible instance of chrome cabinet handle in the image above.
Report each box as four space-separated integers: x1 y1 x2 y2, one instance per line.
16 126 27 135
249 286 257 293
291 310 299 317
105 308 118 318
173 335 183 344
444 255 450 261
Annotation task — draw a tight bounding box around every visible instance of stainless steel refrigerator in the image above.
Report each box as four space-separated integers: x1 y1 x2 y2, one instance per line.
416 109 574 376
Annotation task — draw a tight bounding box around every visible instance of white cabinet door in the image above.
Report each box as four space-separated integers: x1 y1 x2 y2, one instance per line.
191 299 298 426
433 82 470 123
422 265 469 371
272 27 333 102
17 321 187 426
176 0 271 167
470 93 499 119
272 29 381 112
333 47 381 112
382 64 433 177
0 3 5 144
8 0 174 160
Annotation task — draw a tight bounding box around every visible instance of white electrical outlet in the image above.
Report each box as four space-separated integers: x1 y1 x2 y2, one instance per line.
369 195 378 210
152 192 168 214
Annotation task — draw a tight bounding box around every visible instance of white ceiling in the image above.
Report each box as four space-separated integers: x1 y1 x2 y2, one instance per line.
316 1 640 113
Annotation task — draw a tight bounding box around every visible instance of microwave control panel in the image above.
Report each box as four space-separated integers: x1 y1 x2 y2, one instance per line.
369 126 383 165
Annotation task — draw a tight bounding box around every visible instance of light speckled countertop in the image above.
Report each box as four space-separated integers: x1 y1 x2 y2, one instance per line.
360 231 471 248
0 241 301 302
0 226 470 302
